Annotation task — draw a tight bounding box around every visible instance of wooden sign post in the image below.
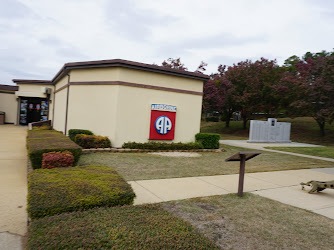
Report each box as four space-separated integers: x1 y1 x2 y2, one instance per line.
225 151 262 197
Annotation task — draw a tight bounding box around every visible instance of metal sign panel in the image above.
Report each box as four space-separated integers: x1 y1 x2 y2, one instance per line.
149 104 176 140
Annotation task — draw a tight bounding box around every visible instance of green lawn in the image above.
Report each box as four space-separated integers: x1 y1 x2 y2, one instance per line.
78 145 334 181
280 117 334 146
28 204 218 249
201 117 334 146
164 193 334 249
265 146 334 159
200 120 249 140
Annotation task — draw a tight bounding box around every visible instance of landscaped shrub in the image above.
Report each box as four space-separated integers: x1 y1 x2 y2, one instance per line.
27 165 135 219
122 141 203 150
68 129 94 141
31 125 51 130
27 204 218 249
27 130 82 169
42 151 74 169
27 129 63 139
195 133 220 149
205 116 219 122
75 134 111 149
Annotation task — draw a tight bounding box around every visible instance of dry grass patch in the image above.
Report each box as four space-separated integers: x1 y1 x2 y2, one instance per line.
79 145 334 181
148 152 201 157
163 193 334 249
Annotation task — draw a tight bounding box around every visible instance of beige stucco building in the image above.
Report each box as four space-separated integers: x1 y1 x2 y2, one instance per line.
0 84 19 124
1 59 209 147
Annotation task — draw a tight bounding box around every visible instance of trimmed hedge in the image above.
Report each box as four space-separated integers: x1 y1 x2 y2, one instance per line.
122 141 203 150
31 125 52 130
27 130 64 139
68 129 94 141
27 130 82 169
195 133 221 149
205 116 219 122
27 165 136 219
27 204 219 249
75 134 111 149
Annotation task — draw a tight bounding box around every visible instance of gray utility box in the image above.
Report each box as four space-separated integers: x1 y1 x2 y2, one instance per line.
248 118 291 143
0 111 5 125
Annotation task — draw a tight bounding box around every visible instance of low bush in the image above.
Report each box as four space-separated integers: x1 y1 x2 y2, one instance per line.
27 204 218 249
27 165 135 219
42 151 74 169
31 125 52 130
27 130 63 139
195 133 221 149
205 116 219 122
68 129 94 141
75 134 111 149
27 130 82 169
122 141 203 150
40 125 52 130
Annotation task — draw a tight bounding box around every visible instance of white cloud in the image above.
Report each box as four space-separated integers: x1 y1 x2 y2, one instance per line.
0 0 333 84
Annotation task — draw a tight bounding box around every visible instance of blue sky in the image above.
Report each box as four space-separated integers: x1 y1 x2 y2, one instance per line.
1 0 333 84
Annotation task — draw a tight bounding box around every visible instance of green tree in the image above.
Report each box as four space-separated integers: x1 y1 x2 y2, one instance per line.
223 58 283 129
161 58 188 71
277 50 334 136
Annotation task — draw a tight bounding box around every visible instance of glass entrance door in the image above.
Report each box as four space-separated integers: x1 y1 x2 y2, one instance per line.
19 97 49 125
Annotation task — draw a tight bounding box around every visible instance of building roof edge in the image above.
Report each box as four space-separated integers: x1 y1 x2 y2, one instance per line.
52 59 210 83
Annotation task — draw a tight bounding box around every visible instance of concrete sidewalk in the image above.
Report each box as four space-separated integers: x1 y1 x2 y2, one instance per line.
0 125 27 250
220 140 334 162
129 168 334 220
